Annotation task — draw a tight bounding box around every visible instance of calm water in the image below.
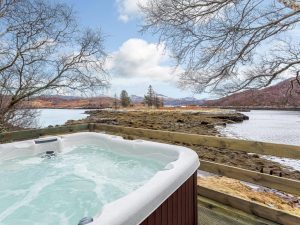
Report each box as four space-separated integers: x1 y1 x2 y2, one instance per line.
219 110 300 171
0 144 165 225
37 109 88 128
219 110 300 146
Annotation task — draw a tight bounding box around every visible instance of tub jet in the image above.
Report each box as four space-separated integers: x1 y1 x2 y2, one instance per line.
78 217 93 225
41 150 56 159
46 150 55 155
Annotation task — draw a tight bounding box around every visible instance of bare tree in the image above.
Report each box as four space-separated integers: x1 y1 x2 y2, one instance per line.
0 0 18 18
153 93 163 108
140 0 300 95
113 93 119 110
0 0 108 131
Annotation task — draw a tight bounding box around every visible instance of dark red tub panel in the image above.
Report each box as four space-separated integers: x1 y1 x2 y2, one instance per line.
148 214 155 225
193 172 198 225
182 180 186 224
167 193 173 225
178 181 182 224
139 172 197 225
161 198 168 224
173 188 178 225
140 219 148 225
155 205 162 224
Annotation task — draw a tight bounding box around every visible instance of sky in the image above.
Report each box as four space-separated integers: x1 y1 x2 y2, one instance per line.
60 0 204 98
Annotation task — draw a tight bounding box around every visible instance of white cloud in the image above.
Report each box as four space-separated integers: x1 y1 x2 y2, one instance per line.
106 38 179 82
105 38 186 96
116 0 148 22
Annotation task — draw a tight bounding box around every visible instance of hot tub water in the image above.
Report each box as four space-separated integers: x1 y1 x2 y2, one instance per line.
0 144 167 225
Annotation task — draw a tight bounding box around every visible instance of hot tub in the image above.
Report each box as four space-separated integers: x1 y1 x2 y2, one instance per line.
0 132 199 225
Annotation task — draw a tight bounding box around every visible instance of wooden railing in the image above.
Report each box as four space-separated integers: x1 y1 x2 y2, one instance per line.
1 123 300 225
91 124 300 159
0 124 90 143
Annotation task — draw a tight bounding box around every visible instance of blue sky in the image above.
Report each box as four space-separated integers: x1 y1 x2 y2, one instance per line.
63 0 150 51
61 0 204 98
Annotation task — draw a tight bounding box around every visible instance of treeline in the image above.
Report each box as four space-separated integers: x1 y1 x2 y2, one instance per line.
113 85 164 109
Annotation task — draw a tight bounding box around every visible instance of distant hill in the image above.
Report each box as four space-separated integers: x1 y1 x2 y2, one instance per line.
204 78 300 108
29 95 115 109
130 95 204 106
130 95 144 103
29 94 204 109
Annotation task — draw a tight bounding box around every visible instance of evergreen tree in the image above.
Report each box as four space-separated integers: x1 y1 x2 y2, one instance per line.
120 90 131 107
144 85 155 107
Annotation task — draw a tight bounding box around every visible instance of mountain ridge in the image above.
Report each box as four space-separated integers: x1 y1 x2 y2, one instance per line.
204 78 300 108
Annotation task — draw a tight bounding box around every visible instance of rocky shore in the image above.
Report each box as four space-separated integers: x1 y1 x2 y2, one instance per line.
71 109 248 135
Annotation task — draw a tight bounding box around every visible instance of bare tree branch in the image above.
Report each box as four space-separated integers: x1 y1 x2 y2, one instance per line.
0 0 109 131
141 0 300 95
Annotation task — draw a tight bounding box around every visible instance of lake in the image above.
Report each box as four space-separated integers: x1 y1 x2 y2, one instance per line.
37 109 89 128
219 110 300 146
219 110 300 171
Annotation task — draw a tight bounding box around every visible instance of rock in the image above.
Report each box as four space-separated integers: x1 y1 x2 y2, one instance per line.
95 118 117 124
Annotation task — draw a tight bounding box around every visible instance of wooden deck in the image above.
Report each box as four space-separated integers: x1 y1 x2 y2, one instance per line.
198 196 279 225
